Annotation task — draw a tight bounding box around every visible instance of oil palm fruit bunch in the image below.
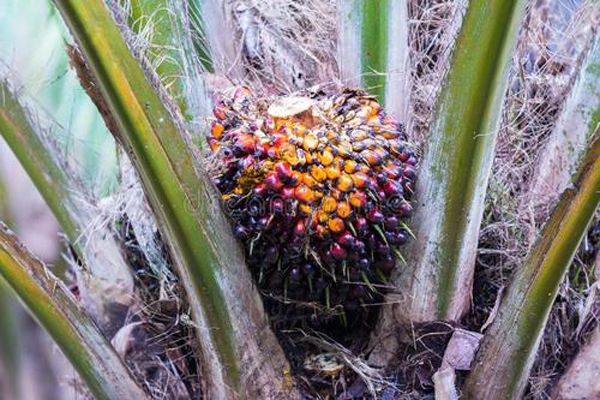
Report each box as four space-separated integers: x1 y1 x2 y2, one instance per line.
206 86 417 321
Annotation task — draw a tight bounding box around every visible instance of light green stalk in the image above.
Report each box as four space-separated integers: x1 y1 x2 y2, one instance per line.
0 224 146 400
360 0 389 102
119 0 214 136
0 81 133 326
0 169 19 398
464 129 600 399
0 82 78 242
50 0 294 397
337 0 410 118
122 0 198 113
389 0 526 321
529 32 600 205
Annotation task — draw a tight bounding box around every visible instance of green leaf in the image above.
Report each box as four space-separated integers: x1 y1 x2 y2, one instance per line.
50 0 294 397
387 0 527 322
0 224 146 400
464 129 600 399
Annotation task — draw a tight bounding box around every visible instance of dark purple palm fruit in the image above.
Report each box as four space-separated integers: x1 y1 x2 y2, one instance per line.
205 86 417 323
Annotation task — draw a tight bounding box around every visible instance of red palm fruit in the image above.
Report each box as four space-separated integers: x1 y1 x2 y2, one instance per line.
354 240 366 253
318 149 334 166
325 166 341 180
363 150 382 166
236 134 256 154
295 185 315 203
275 161 292 178
289 267 302 284
302 263 315 275
213 103 227 120
265 172 283 191
399 202 413 216
367 209 384 223
338 232 356 248
303 133 319 150
211 121 225 139
395 230 409 245
384 180 403 196
358 258 371 269
299 204 312 216
311 166 327 182
281 186 295 200
239 155 255 170
316 224 330 239
344 159 357 173
294 219 306 236
272 132 287 146
253 183 267 196
349 192 366 208
337 202 352 219
350 285 366 299
403 165 417 180
354 217 368 233
316 210 329 224
337 174 354 192
302 174 317 188
322 196 337 213
271 198 284 214
265 246 279 264
330 243 347 260
233 225 250 240
384 216 399 230
207 138 219 151
267 146 279 159
288 171 302 186
351 172 368 189
328 217 345 233
383 164 401 179
376 255 396 273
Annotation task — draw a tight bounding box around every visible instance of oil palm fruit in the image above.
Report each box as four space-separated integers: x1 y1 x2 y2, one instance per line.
206 86 417 321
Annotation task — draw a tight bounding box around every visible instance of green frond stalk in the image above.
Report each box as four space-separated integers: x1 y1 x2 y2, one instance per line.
0 82 78 243
193 0 240 78
464 129 600 400
0 175 19 398
0 81 133 326
118 0 214 136
0 224 146 400
50 0 294 397
387 0 526 322
0 278 19 398
360 0 389 102
122 0 193 114
530 32 600 204
338 0 410 118
188 0 214 72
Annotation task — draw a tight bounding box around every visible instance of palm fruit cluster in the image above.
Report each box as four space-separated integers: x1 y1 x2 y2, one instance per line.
206 86 417 322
